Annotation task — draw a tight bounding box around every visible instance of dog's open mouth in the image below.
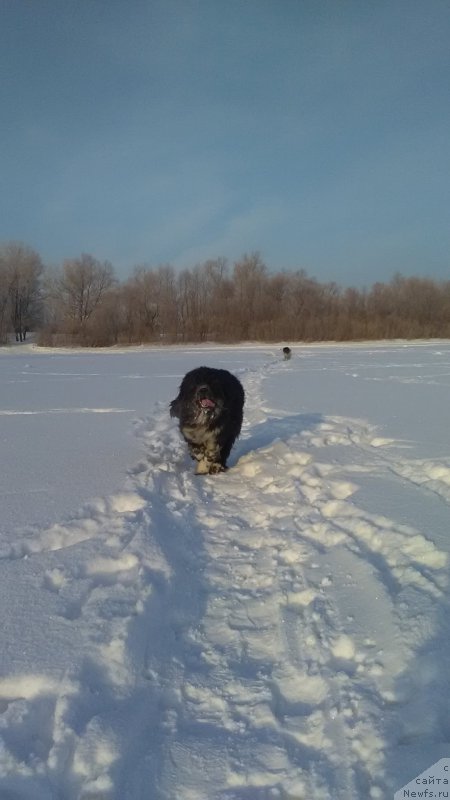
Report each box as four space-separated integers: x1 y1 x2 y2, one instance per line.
199 397 216 409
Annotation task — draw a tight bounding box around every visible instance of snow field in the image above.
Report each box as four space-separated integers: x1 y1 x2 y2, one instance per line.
0 342 449 798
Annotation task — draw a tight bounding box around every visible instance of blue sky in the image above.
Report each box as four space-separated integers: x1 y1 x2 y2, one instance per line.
1 0 449 286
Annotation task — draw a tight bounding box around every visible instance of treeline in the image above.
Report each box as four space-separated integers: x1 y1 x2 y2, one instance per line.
1 243 450 346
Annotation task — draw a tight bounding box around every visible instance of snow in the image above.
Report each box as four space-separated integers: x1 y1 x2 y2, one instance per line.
0 340 449 799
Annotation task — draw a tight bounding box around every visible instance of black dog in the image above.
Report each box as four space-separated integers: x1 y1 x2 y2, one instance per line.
170 367 245 474
282 346 292 361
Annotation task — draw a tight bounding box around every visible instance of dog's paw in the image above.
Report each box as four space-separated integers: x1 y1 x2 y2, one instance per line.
208 462 225 475
195 458 210 475
194 459 225 475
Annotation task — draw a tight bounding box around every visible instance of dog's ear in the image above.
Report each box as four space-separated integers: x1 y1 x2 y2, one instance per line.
170 397 181 418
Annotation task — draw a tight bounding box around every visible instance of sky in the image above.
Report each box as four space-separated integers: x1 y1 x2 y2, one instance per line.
1 0 449 287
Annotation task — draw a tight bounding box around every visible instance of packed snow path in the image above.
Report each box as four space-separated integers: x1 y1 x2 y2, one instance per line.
0 344 449 799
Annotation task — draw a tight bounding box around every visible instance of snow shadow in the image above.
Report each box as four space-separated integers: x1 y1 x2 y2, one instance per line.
111 478 212 798
385 590 450 795
233 412 324 463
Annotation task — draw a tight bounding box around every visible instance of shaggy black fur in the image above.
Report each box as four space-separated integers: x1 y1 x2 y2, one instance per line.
170 366 245 474
282 346 292 360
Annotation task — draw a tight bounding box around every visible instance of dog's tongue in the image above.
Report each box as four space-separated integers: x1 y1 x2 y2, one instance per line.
200 397 215 409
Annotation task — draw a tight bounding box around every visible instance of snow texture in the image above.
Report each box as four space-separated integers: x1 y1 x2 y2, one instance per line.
0 340 449 799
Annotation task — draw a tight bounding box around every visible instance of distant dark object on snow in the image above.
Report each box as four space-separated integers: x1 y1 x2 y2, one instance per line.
282 347 292 361
170 366 245 475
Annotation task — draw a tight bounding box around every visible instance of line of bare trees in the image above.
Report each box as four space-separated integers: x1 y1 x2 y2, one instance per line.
1 244 450 346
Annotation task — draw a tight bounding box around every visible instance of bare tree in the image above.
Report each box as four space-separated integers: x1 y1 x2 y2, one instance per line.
46 254 115 340
121 267 160 342
0 242 43 341
153 265 178 341
199 258 232 340
0 256 9 344
177 269 204 341
231 252 267 339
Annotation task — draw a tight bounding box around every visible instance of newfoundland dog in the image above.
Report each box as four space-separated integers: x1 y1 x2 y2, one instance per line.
170 366 245 474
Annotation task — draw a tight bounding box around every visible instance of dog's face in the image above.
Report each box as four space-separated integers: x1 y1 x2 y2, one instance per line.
194 383 223 419
183 379 225 425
